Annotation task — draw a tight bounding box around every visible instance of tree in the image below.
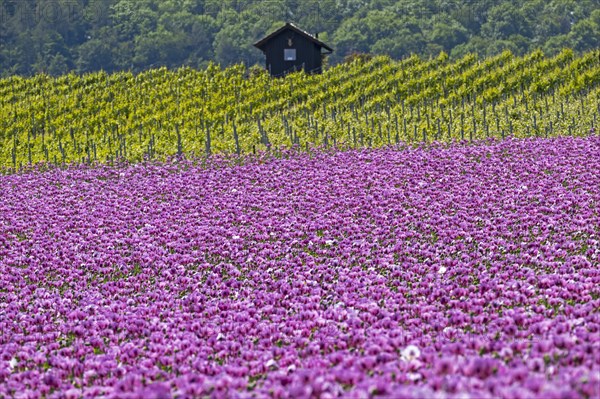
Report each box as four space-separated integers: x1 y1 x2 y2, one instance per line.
429 15 469 52
542 35 573 55
214 22 259 67
332 17 370 62
76 33 118 72
481 3 532 40
569 9 600 52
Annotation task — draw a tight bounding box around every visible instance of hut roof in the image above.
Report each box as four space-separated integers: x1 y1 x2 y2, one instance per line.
253 23 333 53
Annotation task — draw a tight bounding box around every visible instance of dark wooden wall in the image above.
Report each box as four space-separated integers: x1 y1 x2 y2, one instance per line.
262 28 323 77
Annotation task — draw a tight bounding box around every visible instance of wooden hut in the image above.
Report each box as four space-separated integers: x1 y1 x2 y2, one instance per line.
254 23 333 77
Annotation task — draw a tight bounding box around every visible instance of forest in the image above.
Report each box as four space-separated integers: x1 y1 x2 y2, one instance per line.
1 0 599 76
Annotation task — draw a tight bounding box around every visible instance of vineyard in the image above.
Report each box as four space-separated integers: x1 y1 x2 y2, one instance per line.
1 49 599 171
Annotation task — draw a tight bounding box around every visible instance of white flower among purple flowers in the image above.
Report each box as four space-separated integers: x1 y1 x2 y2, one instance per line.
401 345 421 362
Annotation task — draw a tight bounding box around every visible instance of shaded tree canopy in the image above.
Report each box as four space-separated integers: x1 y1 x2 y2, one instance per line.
0 0 598 76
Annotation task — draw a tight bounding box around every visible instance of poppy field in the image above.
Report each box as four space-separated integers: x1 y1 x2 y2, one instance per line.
1 136 599 398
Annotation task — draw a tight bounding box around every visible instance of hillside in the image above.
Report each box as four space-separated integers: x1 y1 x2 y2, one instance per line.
1 49 599 171
0 0 599 76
